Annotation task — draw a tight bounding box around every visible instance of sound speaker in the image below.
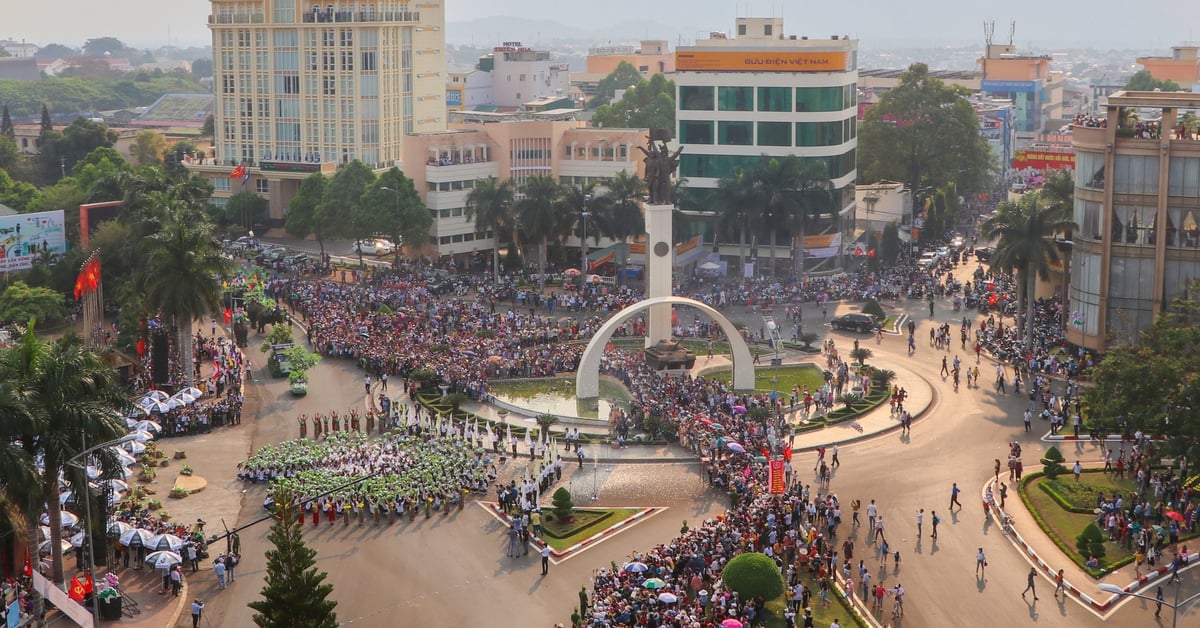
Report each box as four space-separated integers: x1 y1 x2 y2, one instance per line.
151 335 170 384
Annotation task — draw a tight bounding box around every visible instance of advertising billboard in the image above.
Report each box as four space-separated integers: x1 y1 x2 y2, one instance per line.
676 50 847 72
1012 150 1075 171
0 210 67 271
981 79 1042 94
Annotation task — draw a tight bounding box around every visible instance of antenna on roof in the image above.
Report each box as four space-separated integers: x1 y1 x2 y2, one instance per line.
1008 21 1016 47
983 20 994 48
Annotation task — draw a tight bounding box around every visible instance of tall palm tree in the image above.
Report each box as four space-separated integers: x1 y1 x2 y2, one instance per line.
464 176 515 286
716 167 758 273
751 156 833 276
140 203 231 386
515 175 562 287
600 170 645 285
557 182 603 275
0 372 37 575
980 192 1077 350
3 329 126 585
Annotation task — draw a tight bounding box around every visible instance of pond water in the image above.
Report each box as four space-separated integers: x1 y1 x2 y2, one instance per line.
489 378 630 420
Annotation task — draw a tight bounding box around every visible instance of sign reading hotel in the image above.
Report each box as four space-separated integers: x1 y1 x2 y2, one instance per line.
676 50 847 72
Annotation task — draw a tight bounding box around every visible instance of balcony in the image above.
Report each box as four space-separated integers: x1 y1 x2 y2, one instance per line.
209 13 266 24
425 160 495 184
301 10 419 24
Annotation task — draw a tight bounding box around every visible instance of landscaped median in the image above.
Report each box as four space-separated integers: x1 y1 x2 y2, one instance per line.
480 501 661 558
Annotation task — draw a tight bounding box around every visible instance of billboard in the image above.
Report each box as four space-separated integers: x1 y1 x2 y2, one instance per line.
676 50 847 72
981 79 1042 94
0 210 66 271
1012 150 1075 171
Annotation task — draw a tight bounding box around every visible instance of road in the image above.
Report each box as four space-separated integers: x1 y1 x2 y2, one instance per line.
191 256 1198 628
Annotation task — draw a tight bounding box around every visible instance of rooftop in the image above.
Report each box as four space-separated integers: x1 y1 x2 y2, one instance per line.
135 94 214 127
1107 90 1200 108
860 68 979 80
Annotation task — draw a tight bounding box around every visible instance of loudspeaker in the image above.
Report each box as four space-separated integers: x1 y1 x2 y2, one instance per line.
151 335 170 384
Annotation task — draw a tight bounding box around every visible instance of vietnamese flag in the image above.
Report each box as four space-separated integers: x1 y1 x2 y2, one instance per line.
73 272 85 301
85 257 101 291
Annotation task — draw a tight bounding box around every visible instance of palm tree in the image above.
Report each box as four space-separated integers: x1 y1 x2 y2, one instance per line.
752 156 832 276
980 192 1077 350
0 369 37 575
465 176 515 286
716 167 758 273
515 175 562 287
2 329 127 585
600 170 645 285
140 203 231 386
558 182 603 276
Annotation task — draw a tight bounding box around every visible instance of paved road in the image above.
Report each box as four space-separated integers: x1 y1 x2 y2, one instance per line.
191 258 1198 628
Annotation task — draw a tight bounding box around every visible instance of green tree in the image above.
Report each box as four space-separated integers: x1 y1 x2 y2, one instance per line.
880 222 901 264
319 160 375 260
81 37 128 57
224 190 269 230
139 202 230 385
0 169 38 212
358 167 430 264
284 172 329 255
850 346 872 366
1041 445 1067 479
3 329 127 585
591 73 675 132
1075 522 1106 560
248 499 338 628
1124 70 1182 93
39 118 119 184
130 129 166 166
201 114 214 137
39 104 52 134
589 61 645 107
516 174 563 286
191 57 213 79
551 486 574 521
979 190 1075 350
752 155 832 275
716 167 758 272
858 63 995 210
0 137 17 172
721 552 786 601
0 282 67 326
0 104 13 139
465 176 516 286
597 170 644 285
35 44 79 59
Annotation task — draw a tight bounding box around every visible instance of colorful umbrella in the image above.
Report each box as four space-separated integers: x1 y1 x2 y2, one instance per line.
144 550 182 569
643 578 667 590
623 561 649 573
726 442 746 453
1165 510 1185 523
722 620 743 628
732 405 747 414
564 268 582 277
658 592 678 604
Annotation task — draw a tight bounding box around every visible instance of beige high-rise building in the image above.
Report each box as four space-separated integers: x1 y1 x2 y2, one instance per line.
191 0 447 220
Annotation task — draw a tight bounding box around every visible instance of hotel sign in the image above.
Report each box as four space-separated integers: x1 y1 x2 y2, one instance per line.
259 161 322 173
676 50 847 72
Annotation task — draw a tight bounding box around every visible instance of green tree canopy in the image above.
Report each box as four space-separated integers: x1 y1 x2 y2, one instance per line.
285 172 329 254
858 63 995 200
721 552 786 601
35 44 79 59
223 191 270 230
589 61 645 107
0 282 67 326
465 176 516 283
357 167 430 261
0 104 13 139
591 72 675 133
131 130 166 166
38 118 119 184
319 160 375 243
1124 70 1182 92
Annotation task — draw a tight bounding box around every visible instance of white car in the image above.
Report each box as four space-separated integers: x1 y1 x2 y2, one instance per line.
918 252 939 267
354 239 396 256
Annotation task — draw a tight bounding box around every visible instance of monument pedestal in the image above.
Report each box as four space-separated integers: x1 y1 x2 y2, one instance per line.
643 202 674 347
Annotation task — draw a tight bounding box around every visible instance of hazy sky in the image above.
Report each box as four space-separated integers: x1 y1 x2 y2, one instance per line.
4 0 1192 49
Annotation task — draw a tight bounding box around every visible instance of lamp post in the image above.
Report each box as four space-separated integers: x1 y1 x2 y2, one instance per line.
1099 582 1200 628
67 433 137 628
580 193 591 288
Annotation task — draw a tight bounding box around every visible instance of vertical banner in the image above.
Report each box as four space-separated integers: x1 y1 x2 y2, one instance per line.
769 459 786 494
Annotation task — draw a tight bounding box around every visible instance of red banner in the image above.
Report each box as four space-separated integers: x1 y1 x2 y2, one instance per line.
769 459 786 494
1012 150 1075 171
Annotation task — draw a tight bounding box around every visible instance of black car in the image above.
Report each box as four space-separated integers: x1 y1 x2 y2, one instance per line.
831 313 877 333
975 247 995 262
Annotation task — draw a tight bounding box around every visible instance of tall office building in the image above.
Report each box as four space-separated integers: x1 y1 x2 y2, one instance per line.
1068 91 1200 352
674 18 858 273
193 0 447 220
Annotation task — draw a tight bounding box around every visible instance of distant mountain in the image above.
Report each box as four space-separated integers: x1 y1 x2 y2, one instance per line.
446 15 683 47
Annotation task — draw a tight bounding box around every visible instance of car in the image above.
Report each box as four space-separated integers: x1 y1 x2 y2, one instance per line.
353 238 396 256
917 252 939 267
830 313 877 333
935 246 950 259
951 236 966 250
975 246 995 262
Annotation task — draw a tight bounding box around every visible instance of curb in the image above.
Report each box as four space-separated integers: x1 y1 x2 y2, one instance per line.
480 502 663 559
984 476 1200 614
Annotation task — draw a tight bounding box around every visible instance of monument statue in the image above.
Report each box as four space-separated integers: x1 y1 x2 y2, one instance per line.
637 129 683 205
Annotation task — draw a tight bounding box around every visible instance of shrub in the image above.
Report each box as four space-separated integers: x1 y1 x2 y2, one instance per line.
1041 446 1067 479
798 332 819 349
169 488 190 499
552 487 574 522
1075 522 1106 559
721 552 785 601
861 300 886 320
849 347 872 365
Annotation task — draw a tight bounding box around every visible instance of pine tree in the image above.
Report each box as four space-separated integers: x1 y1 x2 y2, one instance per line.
248 503 338 628
0 104 13 139
39 104 52 134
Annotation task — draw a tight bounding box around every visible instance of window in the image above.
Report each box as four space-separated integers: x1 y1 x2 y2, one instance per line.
795 120 845 146
757 87 791 112
679 120 714 144
1167 156 1200 197
212 178 231 192
718 86 753 111
763 24 773 36
795 86 846 112
1113 155 1160 195
255 179 269 193
361 51 377 71
1077 150 1105 190
273 30 298 47
679 86 714 110
738 23 747 36
681 153 854 180
1075 199 1102 241
718 121 753 145
757 122 791 147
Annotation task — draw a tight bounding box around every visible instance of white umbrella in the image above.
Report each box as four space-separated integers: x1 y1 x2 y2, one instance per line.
120 440 146 455
699 260 721 271
107 521 133 537
149 533 184 552
171 391 198 405
119 528 154 547
658 592 678 604
69 531 87 548
178 387 203 399
142 390 170 402
102 479 130 494
88 464 134 479
137 397 170 414
39 538 72 554
59 491 76 505
130 429 157 443
40 511 79 528
124 417 139 429
167 398 187 410
37 525 52 542
133 420 162 434
110 449 138 467
144 550 182 569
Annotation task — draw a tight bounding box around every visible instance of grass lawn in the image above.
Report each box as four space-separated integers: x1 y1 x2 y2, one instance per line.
707 364 826 394
762 584 866 628
880 315 899 332
539 507 641 552
1021 474 1135 572
488 377 631 403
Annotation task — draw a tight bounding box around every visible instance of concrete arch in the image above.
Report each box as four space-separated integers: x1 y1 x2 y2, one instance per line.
576 296 755 398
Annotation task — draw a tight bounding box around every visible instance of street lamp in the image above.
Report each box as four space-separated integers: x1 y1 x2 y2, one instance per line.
67 433 137 628
580 194 592 288
1099 582 1200 628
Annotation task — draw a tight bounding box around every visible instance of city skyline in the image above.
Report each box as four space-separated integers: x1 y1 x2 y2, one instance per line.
4 0 1195 51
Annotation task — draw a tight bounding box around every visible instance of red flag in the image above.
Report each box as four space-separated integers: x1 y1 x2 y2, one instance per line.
83 572 94 595
23 549 32 577
783 447 792 462
224 308 232 324
136 338 146 357
867 248 876 258
68 576 87 602
85 257 100 291
73 272 85 301
229 165 246 180
759 447 770 458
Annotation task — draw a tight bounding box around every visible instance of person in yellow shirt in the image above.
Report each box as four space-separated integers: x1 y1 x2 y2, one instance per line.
530 510 542 536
